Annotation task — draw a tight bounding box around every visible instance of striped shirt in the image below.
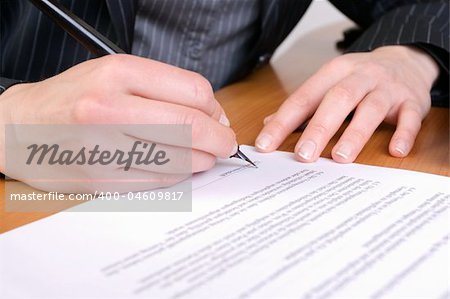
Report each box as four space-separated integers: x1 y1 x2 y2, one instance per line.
132 0 260 90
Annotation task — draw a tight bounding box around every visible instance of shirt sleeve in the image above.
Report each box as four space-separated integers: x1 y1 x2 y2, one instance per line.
329 0 449 107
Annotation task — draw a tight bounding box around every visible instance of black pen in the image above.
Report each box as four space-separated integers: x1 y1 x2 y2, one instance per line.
29 0 257 168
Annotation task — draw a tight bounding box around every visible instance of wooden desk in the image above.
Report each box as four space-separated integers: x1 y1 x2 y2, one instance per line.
1 23 448 234
217 65 449 176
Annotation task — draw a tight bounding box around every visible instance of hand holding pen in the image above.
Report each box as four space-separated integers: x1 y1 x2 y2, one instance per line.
29 0 256 168
0 0 255 193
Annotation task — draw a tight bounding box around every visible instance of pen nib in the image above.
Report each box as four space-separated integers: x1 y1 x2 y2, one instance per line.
230 146 258 168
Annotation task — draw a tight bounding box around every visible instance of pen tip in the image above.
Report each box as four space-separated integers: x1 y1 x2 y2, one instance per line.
247 159 258 168
231 147 258 168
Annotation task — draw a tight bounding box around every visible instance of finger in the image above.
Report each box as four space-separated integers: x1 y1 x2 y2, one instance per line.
256 61 352 152
263 114 274 125
114 147 215 174
332 90 391 163
107 135 216 174
112 96 237 158
77 94 236 158
192 150 217 173
295 73 376 162
263 113 311 131
114 137 216 174
295 118 311 132
389 102 424 157
102 55 223 119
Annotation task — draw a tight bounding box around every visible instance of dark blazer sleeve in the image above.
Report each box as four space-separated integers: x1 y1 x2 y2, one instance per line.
329 0 449 107
0 0 116 89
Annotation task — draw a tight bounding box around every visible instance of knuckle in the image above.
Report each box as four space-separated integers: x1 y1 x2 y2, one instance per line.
419 94 432 113
104 54 129 66
95 55 128 80
390 84 411 101
364 98 389 115
327 85 354 105
177 112 196 133
72 96 97 124
285 95 312 111
263 114 273 125
308 122 330 136
406 101 422 115
184 112 235 156
188 113 208 141
191 73 214 110
177 109 197 126
269 118 290 134
395 128 416 142
346 127 369 143
71 94 107 124
402 100 427 120
325 55 351 71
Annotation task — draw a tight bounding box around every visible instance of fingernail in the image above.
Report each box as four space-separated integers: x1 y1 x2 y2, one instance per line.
219 114 230 127
335 142 352 160
297 140 316 160
256 134 273 150
394 140 408 155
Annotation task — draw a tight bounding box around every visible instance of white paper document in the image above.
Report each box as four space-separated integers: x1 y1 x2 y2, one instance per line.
1 146 449 298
